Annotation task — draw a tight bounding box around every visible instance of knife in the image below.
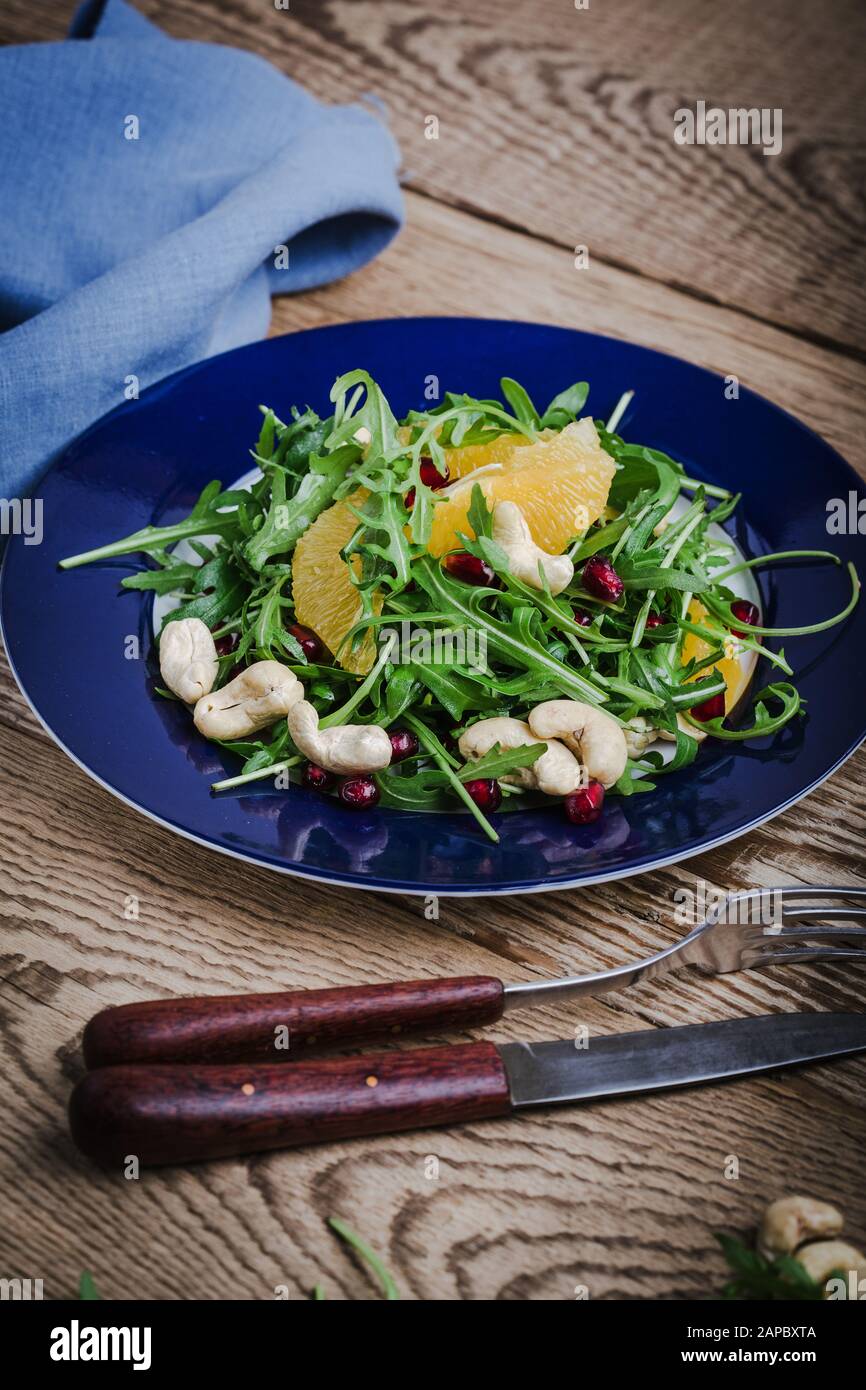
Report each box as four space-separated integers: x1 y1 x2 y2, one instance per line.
69 1012 866 1168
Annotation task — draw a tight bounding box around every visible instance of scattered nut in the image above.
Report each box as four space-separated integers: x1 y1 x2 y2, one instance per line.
527 700 627 789
757 1195 844 1260
193 661 303 740
458 715 583 796
491 501 574 596
159 618 219 704
795 1240 866 1289
287 700 392 775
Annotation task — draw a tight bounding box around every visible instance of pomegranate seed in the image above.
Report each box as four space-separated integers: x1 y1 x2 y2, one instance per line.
573 607 593 627
212 629 239 658
287 622 323 662
645 613 665 630
564 780 605 825
388 728 419 762
419 456 449 490
730 599 760 639
443 552 496 586
405 458 450 512
463 778 502 813
302 763 335 792
690 692 725 722
582 555 624 603
338 775 380 809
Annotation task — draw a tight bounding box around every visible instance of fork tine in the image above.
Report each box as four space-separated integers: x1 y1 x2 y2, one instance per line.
750 947 866 968
767 925 866 941
776 886 866 901
781 906 866 922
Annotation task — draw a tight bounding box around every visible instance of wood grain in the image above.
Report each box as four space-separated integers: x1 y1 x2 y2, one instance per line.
1 0 864 1302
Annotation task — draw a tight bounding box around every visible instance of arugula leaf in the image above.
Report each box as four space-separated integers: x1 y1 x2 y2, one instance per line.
59 480 247 569
540 380 589 429
500 377 541 428
244 446 358 572
455 741 545 782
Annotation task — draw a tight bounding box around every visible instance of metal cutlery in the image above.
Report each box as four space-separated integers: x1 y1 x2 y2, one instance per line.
69 1012 866 1167
82 887 866 1068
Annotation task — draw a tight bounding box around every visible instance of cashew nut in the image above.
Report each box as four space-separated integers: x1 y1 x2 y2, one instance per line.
757 1196 843 1260
287 700 392 774
159 618 218 704
492 501 574 596
795 1240 866 1289
458 715 583 796
658 713 707 745
625 713 707 756
527 700 627 789
624 716 656 758
193 661 303 740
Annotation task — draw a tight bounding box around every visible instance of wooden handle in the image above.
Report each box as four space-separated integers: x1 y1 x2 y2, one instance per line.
68 1043 512 1167
82 976 505 1068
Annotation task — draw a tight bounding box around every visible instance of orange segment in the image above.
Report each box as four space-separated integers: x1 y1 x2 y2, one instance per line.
425 418 615 557
291 490 382 675
681 599 757 712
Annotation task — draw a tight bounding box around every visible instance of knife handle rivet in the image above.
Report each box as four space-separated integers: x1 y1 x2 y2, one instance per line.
365 1075 378 1088
241 1083 255 1096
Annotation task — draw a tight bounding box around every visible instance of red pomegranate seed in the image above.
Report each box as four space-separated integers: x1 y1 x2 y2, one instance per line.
302 763 335 792
443 552 496 586
463 778 502 813
573 607 593 627
730 599 760 639
212 630 239 658
645 613 665 630
690 692 726 722
287 622 323 662
388 728 420 762
582 555 624 603
564 780 605 825
419 456 449 490
338 775 380 809
406 458 450 512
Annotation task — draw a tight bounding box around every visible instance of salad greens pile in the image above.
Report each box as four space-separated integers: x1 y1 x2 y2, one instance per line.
60 371 859 843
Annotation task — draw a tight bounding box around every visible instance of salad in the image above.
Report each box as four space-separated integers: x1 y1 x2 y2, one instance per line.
60 370 859 844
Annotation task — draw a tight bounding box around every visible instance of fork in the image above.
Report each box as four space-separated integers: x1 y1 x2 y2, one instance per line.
82 886 866 1068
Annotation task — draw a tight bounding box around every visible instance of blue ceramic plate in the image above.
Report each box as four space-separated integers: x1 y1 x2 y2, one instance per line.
2 318 864 895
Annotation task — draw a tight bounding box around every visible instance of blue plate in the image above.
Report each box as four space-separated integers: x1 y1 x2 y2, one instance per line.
2 318 864 895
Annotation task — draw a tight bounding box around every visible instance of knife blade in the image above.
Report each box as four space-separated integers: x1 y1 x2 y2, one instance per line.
69 1013 866 1167
499 1011 866 1108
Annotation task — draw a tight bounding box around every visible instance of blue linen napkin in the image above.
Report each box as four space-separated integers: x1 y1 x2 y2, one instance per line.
0 0 403 501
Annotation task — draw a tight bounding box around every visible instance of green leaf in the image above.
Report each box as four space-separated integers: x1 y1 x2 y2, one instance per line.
59 481 245 569
328 1218 400 1301
160 554 246 632
500 377 541 428
455 740 545 782
79 1270 101 1300
540 380 589 428
244 446 358 572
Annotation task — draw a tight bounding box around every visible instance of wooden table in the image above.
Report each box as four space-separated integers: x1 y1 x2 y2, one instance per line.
1 0 864 1301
